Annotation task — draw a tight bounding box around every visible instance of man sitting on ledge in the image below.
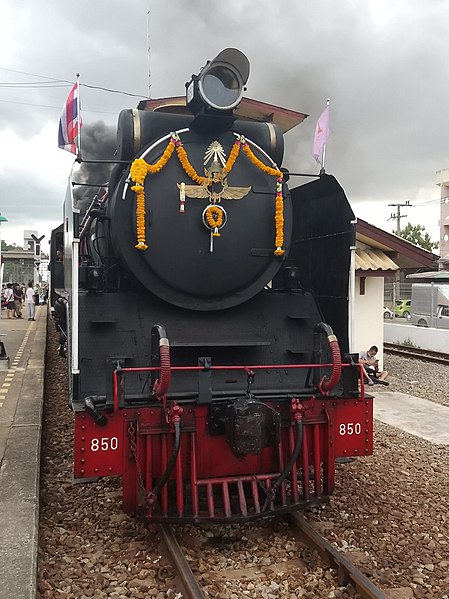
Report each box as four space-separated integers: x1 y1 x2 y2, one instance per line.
359 345 389 386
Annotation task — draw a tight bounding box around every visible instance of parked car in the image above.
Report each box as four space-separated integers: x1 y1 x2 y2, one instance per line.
394 299 411 319
383 306 394 319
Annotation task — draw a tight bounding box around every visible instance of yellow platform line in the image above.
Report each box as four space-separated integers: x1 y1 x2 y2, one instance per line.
0 319 36 410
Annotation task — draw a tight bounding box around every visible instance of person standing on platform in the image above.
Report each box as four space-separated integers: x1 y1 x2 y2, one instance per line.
4 283 15 319
33 284 40 306
25 282 36 321
13 283 23 318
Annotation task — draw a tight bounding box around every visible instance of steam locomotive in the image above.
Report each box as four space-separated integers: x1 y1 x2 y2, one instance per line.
50 49 373 522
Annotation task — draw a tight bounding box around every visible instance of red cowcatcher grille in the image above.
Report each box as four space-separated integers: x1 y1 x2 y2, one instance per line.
122 407 334 522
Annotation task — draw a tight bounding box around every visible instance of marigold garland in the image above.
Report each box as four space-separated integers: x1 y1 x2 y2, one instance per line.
274 177 284 256
129 139 176 249
224 139 241 173
241 141 285 255
205 205 223 237
129 132 285 255
131 184 148 250
175 144 207 185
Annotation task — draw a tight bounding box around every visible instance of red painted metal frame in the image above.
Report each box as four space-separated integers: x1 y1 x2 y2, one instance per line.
121 410 335 521
74 362 373 522
112 362 344 411
74 410 123 479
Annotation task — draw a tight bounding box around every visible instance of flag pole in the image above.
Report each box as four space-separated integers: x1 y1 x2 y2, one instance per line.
320 98 330 174
76 73 82 162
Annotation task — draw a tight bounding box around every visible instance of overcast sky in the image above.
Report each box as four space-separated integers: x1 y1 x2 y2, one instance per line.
0 0 447 248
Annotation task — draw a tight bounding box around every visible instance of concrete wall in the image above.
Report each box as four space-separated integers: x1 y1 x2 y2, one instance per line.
384 322 449 353
354 276 385 368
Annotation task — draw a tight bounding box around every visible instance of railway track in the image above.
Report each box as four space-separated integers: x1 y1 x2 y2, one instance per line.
158 524 205 598
158 517 389 599
384 342 449 366
288 515 388 599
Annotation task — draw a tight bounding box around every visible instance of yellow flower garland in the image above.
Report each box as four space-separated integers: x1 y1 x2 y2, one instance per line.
131 184 148 250
224 139 241 173
129 140 176 249
205 205 223 236
241 141 285 255
175 144 207 185
129 133 285 255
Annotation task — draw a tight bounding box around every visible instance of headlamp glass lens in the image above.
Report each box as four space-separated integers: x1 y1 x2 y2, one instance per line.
201 65 241 109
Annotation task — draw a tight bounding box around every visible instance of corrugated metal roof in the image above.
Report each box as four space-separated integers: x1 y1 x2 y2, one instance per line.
356 218 437 269
355 248 399 271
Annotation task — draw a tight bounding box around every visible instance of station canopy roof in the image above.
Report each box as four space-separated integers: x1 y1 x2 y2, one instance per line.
356 219 438 270
406 270 449 280
355 248 399 272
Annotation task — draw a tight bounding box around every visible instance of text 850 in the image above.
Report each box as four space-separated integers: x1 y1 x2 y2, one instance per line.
339 423 362 435
90 437 119 452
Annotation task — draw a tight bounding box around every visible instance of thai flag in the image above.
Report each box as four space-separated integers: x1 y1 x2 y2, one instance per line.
58 81 80 154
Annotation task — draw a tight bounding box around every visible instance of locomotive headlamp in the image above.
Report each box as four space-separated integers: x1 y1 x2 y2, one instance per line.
186 48 250 115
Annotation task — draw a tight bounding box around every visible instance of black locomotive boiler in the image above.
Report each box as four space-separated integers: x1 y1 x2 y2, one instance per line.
50 48 373 522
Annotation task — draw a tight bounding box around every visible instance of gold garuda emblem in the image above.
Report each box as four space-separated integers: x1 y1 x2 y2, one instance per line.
177 141 251 205
177 141 251 252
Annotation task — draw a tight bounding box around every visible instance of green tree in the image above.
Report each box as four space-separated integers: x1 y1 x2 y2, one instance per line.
1 241 19 251
398 223 439 251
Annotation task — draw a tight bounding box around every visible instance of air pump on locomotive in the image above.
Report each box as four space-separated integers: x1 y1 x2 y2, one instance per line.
50 49 373 522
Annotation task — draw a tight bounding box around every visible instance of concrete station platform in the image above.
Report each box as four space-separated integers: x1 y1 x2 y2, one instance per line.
0 306 46 599
373 389 449 445
0 309 447 598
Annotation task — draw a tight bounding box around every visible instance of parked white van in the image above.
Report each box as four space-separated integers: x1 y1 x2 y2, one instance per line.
410 283 449 329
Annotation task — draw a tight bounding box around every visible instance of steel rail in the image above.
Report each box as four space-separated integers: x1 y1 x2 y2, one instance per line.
288 514 388 599
384 342 449 366
159 524 205 598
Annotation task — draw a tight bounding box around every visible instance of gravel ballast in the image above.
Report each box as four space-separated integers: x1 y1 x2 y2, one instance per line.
37 329 449 598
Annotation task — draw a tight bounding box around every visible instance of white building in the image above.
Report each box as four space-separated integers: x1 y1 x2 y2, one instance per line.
354 219 436 368
436 169 449 270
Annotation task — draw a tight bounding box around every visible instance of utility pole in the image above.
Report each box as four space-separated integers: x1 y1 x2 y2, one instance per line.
388 200 412 235
387 201 412 308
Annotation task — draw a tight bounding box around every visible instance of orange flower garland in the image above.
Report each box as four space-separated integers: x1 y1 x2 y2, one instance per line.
176 137 242 184
131 184 148 250
175 144 208 185
205 205 223 236
129 139 176 249
224 138 241 173
241 140 285 256
274 177 284 256
129 132 285 255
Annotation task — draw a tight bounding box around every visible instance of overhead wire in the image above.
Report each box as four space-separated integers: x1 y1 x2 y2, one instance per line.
0 66 148 98
0 97 117 114
0 66 62 80
412 198 444 207
0 83 71 89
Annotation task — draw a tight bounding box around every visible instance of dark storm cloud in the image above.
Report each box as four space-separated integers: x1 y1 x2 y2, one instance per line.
1 0 449 241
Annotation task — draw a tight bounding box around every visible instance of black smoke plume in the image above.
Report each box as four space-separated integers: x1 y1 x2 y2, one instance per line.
73 121 116 212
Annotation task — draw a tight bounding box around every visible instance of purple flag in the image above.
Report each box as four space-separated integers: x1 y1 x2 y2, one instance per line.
312 105 330 164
